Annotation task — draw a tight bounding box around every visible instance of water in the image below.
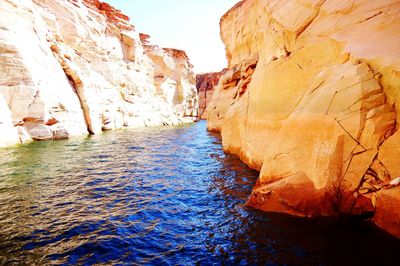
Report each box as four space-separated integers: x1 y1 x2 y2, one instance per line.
0 121 398 265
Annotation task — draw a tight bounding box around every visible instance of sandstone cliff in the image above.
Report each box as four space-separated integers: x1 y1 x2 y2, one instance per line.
0 0 198 147
207 0 400 237
196 71 226 119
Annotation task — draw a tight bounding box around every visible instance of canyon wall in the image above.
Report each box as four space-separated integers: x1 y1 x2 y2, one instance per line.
196 71 226 119
207 0 400 237
0 0 198 147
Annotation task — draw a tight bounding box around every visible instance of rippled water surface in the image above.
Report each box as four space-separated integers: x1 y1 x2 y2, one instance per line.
0 121 398 265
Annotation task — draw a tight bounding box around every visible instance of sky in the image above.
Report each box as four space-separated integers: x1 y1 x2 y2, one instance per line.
106 0 239 73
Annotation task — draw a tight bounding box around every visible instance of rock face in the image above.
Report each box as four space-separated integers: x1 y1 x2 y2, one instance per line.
0 94 20 147
196 71 226 119
0 0 198 146
207 0 400 237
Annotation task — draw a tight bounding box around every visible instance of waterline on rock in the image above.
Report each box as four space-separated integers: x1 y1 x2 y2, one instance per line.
0 121 398 265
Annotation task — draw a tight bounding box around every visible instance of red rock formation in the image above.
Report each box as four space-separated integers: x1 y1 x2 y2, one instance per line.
208 0 400 238
139 33 151 45
196 70 226 119
83 0 133 30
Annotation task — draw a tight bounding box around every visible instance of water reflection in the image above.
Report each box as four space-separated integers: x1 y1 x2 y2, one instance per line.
0 121 398 265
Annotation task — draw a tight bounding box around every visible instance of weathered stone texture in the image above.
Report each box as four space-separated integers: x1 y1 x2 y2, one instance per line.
0 0 198 146
208 0 400 237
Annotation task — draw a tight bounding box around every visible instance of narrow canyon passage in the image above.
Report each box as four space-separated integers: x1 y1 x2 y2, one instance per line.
0 121 398 265
1 0 399 264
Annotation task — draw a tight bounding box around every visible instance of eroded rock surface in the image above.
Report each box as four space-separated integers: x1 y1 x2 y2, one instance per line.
0 0 198 146
208 0 400 237
0 94 19 147
196 71 226 119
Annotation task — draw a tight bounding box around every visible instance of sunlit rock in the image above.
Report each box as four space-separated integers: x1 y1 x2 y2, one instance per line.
0 94 19 147
208 0 400 237
374 187 400 238
23 122 53 141
16 126 33 144
0 0 198 146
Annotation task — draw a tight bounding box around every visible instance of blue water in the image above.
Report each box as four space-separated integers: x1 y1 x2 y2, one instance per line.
0 121 398 265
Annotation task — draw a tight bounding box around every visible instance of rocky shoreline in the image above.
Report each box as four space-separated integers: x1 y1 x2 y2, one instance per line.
205 0 400 238
1 0 399 239
0 0 198 147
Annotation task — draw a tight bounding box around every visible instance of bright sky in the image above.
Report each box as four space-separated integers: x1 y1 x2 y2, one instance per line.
106 0 238 73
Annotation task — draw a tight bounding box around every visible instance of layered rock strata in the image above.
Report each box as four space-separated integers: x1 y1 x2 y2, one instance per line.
0 0 198 147
196 71 226 119
207 0 400 237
